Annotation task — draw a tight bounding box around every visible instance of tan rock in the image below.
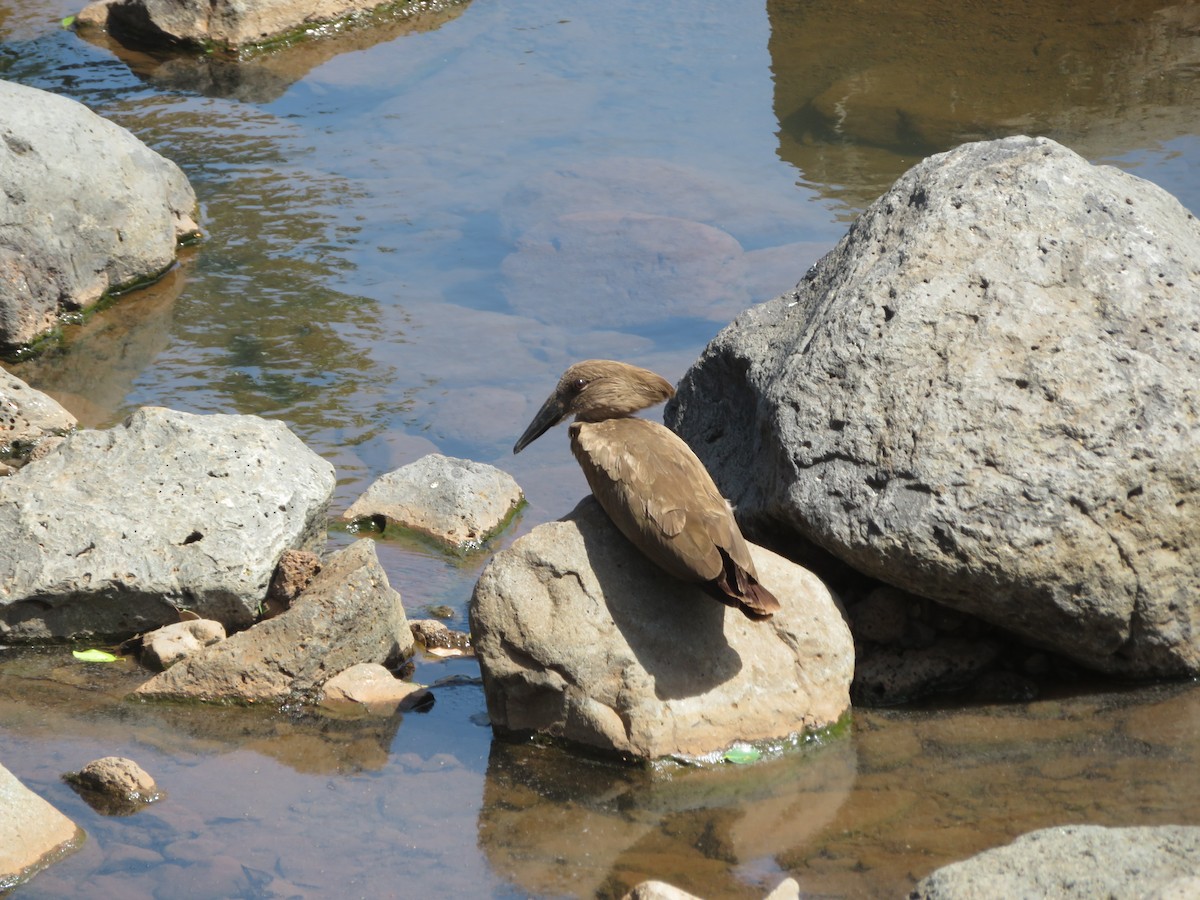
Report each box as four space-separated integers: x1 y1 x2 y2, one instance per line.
318 662 431 714
134 540 413 704
141 619 226 670
470 497 853 760
0 762 82 886
76 0 411 51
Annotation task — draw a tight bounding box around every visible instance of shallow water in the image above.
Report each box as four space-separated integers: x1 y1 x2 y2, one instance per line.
1 0 1199 896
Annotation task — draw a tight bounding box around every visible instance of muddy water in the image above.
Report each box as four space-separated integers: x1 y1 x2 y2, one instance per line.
1 0 1199 896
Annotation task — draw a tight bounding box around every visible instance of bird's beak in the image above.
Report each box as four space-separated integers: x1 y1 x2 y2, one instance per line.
513 391 567 454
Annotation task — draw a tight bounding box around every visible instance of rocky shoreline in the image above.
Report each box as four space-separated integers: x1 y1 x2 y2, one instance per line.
3 10 1200 894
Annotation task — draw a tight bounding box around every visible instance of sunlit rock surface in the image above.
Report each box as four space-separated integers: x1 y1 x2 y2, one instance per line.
0 80 198 350
75 0 465 52
74 0 470 101
911 825 1200 899
0 370 76 470
668 136 1200 678
343 453 523 551
0 762 81 888
469 496 853 761
135 539 413 704
0 407 335 640
140 619 227 671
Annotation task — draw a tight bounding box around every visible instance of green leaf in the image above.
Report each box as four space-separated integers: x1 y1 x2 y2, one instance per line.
722 744 761 765
72 648 120 663
61 15 76 28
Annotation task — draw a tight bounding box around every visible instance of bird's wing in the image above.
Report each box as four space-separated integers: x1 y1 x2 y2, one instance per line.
571 418 754 583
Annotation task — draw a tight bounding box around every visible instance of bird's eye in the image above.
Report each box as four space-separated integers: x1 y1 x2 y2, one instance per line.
571 377 588 393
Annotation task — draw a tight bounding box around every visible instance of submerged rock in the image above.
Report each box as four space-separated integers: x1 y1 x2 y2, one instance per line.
668 135 1200 678
0 762 82 887
0 79 198 350
343 453 523 551
134 539 413 704
470 497 853 761
911 825 1200 899
64 757 160 816
0 407 335 641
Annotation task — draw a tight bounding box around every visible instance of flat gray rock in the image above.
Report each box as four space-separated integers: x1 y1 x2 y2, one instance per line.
911 825 1200 899
0 79 198 349
135 539 413 704
343 453 523 551
470 497 853 761
668 135 1200 677
0 407 335 640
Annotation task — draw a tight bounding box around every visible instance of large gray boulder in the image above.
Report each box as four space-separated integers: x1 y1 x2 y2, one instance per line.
135 539 413 704
0 80 198 350
0 407 335 640
470 497 853 761
911 825 1200 899
667 136 1200 678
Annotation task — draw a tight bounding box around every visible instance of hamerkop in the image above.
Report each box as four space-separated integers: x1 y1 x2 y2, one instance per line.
513 359 780 620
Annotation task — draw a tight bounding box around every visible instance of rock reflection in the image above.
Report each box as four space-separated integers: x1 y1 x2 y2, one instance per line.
479 738 857 899
5 256 187 427
0 647 401 775
75 0 472 104
769 0 1200 212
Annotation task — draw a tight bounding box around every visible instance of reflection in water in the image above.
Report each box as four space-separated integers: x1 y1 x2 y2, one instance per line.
769 0 1200 213
479 738 857 899
76 0 472 103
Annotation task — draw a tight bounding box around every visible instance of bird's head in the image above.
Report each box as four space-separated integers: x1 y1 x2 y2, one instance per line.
513 359 675 453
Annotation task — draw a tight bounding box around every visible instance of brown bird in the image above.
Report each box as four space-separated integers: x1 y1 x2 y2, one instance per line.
513 359 780 621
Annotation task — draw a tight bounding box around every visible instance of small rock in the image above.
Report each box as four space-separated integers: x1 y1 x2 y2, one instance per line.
622 882 704 900
133 540 413 704
318 662 432 714
342 454 523 551
140 619 226 671
410 619 472 652
65 757 159 815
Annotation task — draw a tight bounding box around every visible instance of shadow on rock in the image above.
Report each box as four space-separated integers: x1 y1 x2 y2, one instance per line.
574 499 742 701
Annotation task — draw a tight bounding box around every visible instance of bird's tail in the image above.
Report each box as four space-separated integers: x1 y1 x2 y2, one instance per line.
711 549 781 621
